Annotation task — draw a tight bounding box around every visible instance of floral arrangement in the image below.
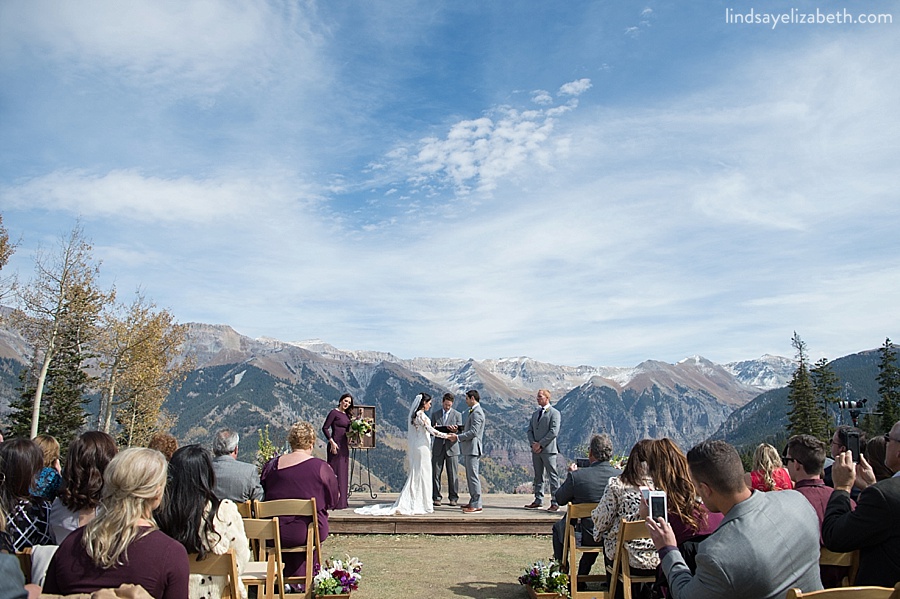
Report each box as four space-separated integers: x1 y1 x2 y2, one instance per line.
518 559 570 597
348 416 374 445
256 425 282 473
311 556 363 596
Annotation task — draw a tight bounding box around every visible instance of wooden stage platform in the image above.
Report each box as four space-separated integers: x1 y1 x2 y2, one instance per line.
331 493 563 535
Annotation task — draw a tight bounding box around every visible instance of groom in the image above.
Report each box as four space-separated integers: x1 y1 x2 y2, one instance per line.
448 389 486 513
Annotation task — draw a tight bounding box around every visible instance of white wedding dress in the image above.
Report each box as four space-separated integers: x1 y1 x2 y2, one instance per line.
354 399 448 516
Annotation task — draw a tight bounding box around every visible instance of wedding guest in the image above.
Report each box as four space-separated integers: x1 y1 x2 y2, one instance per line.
592 439 658 585
211 428 264 503
745 442 793 491
49 431 118 543
863 434 894 481
33 434 63 502
0 438 55 552
322 393 354 509
261 421 339 580
148 431 179 461
157 445 250 599
43 448 189 598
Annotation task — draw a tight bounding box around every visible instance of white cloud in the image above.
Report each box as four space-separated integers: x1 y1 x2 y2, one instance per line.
558 78 592 97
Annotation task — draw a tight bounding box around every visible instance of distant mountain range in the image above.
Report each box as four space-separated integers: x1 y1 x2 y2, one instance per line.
3 316 883 492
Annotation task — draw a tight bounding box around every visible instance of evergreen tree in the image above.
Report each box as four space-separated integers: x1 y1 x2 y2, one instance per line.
876 338 900 432
811 357 840 437
787 332 827 438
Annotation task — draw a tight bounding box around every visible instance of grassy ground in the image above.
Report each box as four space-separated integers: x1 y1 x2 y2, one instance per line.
322 534 554 599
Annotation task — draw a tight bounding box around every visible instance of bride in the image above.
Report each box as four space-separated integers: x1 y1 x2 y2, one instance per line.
355 393 449 515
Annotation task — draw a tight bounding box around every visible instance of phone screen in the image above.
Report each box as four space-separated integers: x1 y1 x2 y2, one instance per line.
847 433 861 463
650 495 667 521
576 458 590 468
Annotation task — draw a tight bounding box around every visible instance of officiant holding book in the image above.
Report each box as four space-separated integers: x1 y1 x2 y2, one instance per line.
432 393 462 507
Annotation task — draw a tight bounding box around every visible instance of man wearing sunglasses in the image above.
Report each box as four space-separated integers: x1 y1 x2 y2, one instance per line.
822 421 900 586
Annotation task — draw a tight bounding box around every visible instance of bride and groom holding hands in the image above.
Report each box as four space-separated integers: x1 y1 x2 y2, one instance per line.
355 390 485 516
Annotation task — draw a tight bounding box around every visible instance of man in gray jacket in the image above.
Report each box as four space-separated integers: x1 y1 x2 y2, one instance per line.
211 428 264 503
552 433 621 578
647 440 822 599
524 389 562 511
432 393 463 506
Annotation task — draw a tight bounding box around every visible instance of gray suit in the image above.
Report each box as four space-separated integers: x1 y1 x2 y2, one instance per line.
432 407 462 503
212 454 264 503
457 403 486 508
552 460 622 572
662 490 823 599
527 406 562 505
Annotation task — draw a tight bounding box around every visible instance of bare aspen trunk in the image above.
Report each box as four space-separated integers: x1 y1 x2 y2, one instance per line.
29 335 56 439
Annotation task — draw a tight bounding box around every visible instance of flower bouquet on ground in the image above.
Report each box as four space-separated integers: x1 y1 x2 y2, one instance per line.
348 416 374 446
311 556 362 597
518 559 570 599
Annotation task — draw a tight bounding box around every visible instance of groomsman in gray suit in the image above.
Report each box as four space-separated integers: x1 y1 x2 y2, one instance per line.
432 393 462 507
211 428 264 503
525 389 562 511
448 389 486 513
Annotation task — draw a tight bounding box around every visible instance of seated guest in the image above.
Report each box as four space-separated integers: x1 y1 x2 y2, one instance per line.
552 433 622 580
745 442 792 491
43 448 189 599
646 440 822 599
156 444 250 599
785 434 852 588
49 431 118 543
823 420 900 587
0 438 55 551
211 428 264 503
591 439 658 581
32 434 63 502
0 552 40 599
645 438 723 543
261 421 339 582
863 435 894 481
147 431 179 461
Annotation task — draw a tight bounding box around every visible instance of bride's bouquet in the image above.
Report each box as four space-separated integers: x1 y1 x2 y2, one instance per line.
311 556 362 596
348 416 374 445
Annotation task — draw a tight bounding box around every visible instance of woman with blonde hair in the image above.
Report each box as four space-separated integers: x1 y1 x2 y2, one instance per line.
32 434 62 501
43 448 189 598
746 442 793 491
261 421 339 582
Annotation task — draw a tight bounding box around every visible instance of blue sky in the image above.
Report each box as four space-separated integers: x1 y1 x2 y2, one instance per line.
1 0 898 368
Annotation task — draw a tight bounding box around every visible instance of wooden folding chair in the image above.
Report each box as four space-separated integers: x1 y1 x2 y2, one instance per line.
820 548 860 587
236 500 255 518
242 517 284 599
606 519 656 599
786 582 900 599
15 547 32 583
255 498 322 599
560 503 606 599
188 549 241 599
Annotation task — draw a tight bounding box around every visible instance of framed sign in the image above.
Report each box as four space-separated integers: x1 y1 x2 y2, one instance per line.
348 405 376 449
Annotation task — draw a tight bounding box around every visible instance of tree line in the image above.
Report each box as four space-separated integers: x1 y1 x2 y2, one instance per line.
787 331 900 439
0 215 191 450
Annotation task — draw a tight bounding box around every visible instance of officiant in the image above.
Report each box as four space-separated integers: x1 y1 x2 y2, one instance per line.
431 393 462 507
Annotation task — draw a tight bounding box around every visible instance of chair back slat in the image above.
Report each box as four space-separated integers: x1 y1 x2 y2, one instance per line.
188 549 240 599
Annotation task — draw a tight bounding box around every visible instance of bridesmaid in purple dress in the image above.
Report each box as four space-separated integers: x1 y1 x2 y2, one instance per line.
322 393 354 509
261 421 339 579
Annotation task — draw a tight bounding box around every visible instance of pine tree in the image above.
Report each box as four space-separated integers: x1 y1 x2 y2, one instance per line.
787 332 827 438
876 338 900 432
811 357 841 438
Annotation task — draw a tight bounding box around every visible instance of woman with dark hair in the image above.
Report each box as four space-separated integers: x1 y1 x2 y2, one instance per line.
864 435 893 481
322 392 354 509
157 445 250 599
591 439 658 576
0 438 55 552
645 438 723 543
43 448 188 598
49 431 118 543
355 392 450 516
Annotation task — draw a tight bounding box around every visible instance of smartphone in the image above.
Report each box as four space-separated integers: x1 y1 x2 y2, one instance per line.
576 458 590 468
649 490 668 522
639 486 651 502
846 431 861 463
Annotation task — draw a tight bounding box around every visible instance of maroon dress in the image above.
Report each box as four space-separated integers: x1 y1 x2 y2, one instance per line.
322 408 352 509
260 456 339 577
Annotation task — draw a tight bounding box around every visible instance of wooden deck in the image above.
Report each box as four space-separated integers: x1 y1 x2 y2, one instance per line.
331 493 564 535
